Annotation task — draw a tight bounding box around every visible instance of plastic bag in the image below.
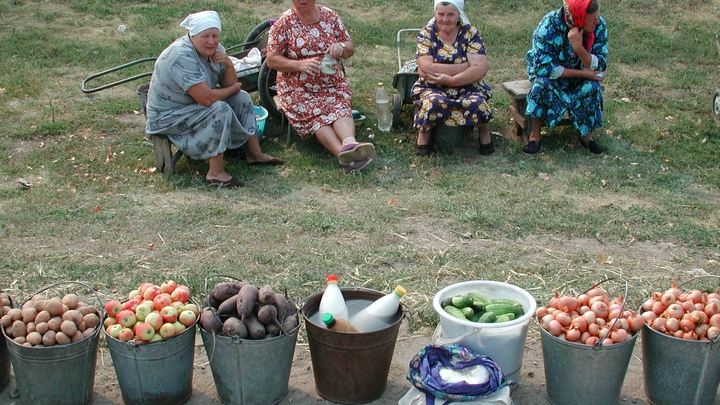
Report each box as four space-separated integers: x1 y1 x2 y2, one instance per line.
405 344 515 405
398 386 513 405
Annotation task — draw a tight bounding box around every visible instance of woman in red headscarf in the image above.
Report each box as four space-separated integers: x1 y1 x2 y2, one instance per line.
523 0 607 156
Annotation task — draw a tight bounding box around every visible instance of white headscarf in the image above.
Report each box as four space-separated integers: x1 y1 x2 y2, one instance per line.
180 11 222 36
428 0 471 26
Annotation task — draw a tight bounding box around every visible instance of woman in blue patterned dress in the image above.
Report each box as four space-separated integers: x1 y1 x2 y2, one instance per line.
146 11 283 188
411 0 494 156
523 0 607 156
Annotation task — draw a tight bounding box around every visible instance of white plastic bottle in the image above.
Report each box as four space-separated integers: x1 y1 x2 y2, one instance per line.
350 286 406 332
319 274 348 320
375 82 392 132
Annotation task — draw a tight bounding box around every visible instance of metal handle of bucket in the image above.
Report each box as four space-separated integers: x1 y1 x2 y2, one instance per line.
584 278 629 347
21 280 106 319
431 323 481 345
81 57 156 94
676 275 720 343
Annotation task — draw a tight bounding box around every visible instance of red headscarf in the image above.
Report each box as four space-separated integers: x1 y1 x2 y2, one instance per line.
564 0 594 53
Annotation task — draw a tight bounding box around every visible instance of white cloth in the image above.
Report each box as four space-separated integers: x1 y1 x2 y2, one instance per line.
230 47 262 76
180 10 222 36
428 0 471 26
398 386 514 405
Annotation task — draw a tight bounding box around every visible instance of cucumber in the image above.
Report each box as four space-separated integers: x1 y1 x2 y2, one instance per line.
440 297 453 308
476 312 496 323
443 305 467 320
495 314 513 323
471 303 485 314
467 311 484 322
485 303 519 317
490 298 523 307
460 307 474 318
451 294 474 309
467 292 492 307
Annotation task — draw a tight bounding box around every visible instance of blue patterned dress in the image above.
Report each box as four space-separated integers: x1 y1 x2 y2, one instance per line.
411 24 493 132
525 8 608 136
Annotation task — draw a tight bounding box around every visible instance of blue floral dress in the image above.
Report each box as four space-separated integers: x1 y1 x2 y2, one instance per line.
411 24 493 132
145 35 256 160
525 8 608 136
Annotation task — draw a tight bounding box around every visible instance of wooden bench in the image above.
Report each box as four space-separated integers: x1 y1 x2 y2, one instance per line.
501 79 572 142
274 95 293 146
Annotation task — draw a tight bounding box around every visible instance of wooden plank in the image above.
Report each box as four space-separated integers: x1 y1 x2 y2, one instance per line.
501 80 531 100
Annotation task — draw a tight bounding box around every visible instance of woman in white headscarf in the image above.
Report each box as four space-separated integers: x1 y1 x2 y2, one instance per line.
411 0 494 156
146 11 283 188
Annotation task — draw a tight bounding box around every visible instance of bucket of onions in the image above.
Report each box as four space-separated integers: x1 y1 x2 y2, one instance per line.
535 278 639 405
640 276 720 405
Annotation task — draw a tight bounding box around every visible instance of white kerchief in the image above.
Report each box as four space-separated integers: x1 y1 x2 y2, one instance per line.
180 11 222 36
428 0 471 26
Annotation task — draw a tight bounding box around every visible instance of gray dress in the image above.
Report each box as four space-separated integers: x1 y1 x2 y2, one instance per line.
145 34 255 160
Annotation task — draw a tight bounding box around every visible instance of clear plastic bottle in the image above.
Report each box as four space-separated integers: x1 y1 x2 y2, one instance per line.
349 286 406 332
318 274 348 320
375 82 392 132
322 312 358 332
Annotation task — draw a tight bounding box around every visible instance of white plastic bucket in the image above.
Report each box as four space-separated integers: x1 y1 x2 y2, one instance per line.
432 280 537 383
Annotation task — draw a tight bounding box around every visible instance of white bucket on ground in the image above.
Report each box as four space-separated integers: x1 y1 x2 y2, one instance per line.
432 280 537 384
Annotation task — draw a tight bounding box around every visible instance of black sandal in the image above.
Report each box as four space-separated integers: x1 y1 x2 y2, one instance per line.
479 142 495 155
415 143 433 156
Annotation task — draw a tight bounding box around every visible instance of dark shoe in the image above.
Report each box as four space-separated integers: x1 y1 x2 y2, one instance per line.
341 158 372 172
415 143 433 156
479 142 495 155
579 137 604 155
523 140 541 155
248 157 285 166
206 177 244 188
338 143 375 164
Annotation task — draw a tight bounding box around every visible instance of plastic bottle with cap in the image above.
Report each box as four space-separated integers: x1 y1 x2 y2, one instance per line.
349 286 406 332
375 82 392 132
321 312 358 332
321 53 337 75
319 274 349 320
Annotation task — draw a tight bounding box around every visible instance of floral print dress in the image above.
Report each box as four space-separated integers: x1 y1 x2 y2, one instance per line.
525 8 608 136
267 6 353 139
411 24 493 132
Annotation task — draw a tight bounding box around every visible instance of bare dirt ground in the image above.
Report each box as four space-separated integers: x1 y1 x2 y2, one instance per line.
0 321 663 405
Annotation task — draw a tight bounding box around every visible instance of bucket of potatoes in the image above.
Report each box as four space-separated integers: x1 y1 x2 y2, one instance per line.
1 281 104 405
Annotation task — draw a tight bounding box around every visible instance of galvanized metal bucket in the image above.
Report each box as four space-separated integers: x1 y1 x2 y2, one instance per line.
105 318 198 405
3 281 103 405
0 336 9 393
199 324 298 405
642 324 720 405
0 292 14 393
4 326 101 405
301 287 404 404
641 274 720 405
539 322 637 405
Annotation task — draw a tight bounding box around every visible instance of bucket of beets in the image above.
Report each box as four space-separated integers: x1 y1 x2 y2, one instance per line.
102 280 199 405
638 275 720 405
535 278 641 405
1 281 105 405
199 275 300 405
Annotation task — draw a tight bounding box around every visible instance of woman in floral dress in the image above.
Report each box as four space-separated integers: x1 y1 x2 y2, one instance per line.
266 0 375 172
411 0 494 156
